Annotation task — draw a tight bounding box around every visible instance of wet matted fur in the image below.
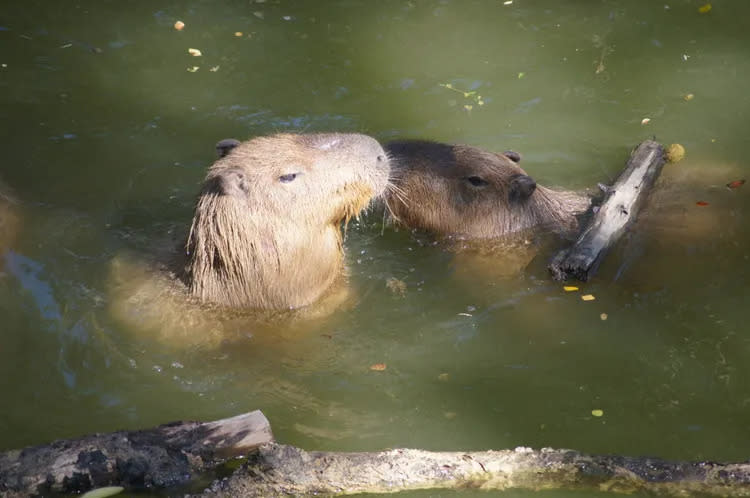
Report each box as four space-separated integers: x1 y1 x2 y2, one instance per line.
109 132 390 346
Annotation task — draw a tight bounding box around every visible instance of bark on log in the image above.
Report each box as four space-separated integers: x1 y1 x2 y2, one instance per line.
0 410 273 497
198 443 750 497
549 140 666 281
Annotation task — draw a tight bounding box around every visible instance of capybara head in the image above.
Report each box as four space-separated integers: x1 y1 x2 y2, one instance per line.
384 140 590 239
185 133 390 310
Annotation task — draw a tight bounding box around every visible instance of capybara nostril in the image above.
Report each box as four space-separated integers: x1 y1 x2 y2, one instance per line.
377 155 386 163
508 174 536 203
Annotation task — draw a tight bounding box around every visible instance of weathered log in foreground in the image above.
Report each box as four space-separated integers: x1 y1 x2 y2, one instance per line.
199 443 750 498
549 139 666 281
0 410 273 497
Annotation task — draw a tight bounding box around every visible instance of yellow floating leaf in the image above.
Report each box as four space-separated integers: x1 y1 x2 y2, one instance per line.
600 313 608 321
665 143 685 163
370 363 387 371
698 3 712 13
477 100 485 106
641 118 651 125
581 294 596 301
683 93 694 101
186 66 200 72
234 31 243 37
504 0 513 4
591 409 604 417
438 373 450 381
188 48 202 56
174 21 185 31
518 72 525 79
563 286 579 292
209 65 220 72
464 104 473 111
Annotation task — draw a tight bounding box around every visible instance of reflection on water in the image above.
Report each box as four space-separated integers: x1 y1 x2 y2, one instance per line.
1 1 750 496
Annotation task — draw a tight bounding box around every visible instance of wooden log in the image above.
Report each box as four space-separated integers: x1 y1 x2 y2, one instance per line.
549 140 666 281
0 410 273 497
198 443 750 497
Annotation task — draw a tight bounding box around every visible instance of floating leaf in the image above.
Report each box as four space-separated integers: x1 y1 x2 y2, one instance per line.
696 201 709 206
370 363 387 371
683 93 694 101
563 286 579 292
186 66 199 72
518 72 525 79
504 0 513 4
698 3 712 13
641 118 651 125
386 277 407 296
438 373 450 381
234 31 243 37
600 313 608 321
581 294 596 301
174 20 185 31
591 409 604 417
665 143 685 163
464 104 473 111
727 179 746 190
188 48 202 56
209 65 220 72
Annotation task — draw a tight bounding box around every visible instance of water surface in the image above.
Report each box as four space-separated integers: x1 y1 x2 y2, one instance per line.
1 1 749 496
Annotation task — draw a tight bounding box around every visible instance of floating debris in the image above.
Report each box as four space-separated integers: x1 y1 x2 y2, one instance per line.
370 363 387 371
727 179 746 190
665 143 685 163
591 409 604 417
581 294 596 301
174 20 185 31
188 48 202 56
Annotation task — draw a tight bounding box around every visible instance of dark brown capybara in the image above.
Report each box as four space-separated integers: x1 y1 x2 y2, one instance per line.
383 140 590 240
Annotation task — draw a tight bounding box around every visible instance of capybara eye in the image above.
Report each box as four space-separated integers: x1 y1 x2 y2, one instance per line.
279 173 298 183
466 176 489 187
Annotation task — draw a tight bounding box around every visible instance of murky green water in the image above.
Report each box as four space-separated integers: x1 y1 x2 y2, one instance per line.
1 1 750 496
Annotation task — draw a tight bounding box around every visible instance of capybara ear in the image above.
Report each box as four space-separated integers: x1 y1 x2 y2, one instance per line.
216 138 241 158
508 174 536 203
502 150 522 163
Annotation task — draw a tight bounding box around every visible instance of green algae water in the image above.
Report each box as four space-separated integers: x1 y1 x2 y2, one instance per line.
1 1 750 496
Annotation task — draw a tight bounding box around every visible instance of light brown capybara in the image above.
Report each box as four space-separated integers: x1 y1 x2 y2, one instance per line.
383 140 590 240
110 132 390 346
